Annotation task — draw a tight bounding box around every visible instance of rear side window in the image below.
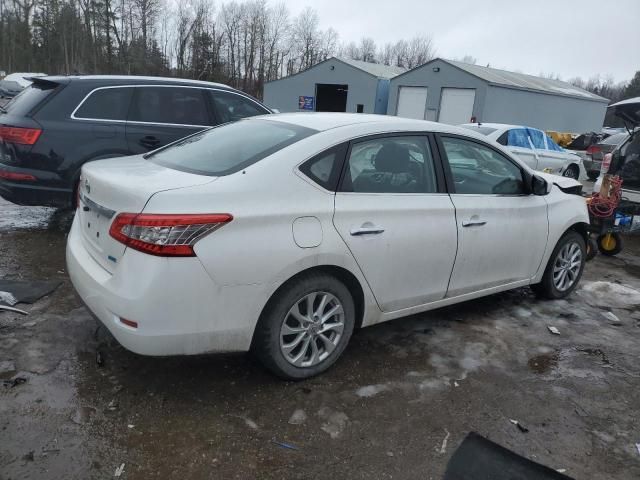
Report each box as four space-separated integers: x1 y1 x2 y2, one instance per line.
4 82 57 116
210 90 268 124
74 87 132 121
507 129 531 149
129 87 210 126
148 119 316 176
299 144 347 191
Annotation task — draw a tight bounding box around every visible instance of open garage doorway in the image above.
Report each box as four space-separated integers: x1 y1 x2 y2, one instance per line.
315 84 348 112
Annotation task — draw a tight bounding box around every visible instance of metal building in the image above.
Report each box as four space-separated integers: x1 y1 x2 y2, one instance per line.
263 57 405 114
388 58 608 133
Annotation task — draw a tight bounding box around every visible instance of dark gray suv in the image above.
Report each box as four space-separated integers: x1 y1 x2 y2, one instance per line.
0 76 271 207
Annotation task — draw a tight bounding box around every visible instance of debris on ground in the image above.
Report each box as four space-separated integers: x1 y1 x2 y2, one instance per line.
0 291 18 306
271 439 299 451
0 305 28 315
509 419 529 433
244 417 258 430
636 443 640 456
437 429 451 454
96 351 104 367
556 468 567 473
386 451 394 457
114 463 125 477
547 326 561 335
106 399 119 412
0 279 61 305
601 311 622 325
355 384 388 398
288 409 307 425
318 407 349 439
2 377 27 388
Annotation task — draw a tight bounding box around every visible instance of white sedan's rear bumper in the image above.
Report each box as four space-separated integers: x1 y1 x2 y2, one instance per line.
66 216 260 355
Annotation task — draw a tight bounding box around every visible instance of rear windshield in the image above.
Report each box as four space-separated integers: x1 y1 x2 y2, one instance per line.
602 133 628 145
147 119 316 176
460 125 497 136
3 82 57 116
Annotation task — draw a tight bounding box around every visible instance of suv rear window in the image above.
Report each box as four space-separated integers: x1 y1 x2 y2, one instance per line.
147 119 316 176
3 82 57 116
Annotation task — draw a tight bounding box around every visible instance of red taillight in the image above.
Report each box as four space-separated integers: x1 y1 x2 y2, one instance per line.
586 145 601 155
0 126 42 145
119 318 138 329
601 153 612 173
0 170 37 181
109 213 233 257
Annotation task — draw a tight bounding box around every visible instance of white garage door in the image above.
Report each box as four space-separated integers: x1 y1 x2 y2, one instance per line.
438 88 476 125
396 86 428 120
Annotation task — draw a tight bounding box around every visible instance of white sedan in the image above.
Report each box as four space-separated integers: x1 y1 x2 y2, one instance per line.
67 113 590 379
461 123 584 180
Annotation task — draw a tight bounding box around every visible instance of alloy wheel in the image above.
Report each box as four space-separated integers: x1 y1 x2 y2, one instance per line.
552 241 582 291
279 291 345 368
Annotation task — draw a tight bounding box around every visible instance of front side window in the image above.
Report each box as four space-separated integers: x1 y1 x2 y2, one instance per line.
74 87 132 121
129 87 210 125
210 90 268 124
147 119 316 176
341 136 437 194
442 136 526 195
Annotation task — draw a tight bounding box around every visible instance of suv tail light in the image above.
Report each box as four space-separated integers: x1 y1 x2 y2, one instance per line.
109 213 233 257
0 126 42 145
586 145 601 156
601 153 612 173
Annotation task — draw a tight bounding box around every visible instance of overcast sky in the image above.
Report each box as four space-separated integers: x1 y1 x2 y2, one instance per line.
281 0 639 82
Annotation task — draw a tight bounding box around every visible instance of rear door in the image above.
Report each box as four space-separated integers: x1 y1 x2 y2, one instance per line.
396 87 428 120
539 132 569 175
333 133 458 312
126 86 214 154
438 135 548 296
438 88 475 125
502 128 539 170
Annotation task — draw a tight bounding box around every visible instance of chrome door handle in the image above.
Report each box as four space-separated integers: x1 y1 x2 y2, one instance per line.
462 220 487 227
350 226 385 236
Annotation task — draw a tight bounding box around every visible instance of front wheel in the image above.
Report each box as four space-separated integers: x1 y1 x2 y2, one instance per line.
562 164 580 179
252 272 355 380
531 231 586 299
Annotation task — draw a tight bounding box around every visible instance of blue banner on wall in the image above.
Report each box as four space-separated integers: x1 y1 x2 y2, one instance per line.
299 96 314 111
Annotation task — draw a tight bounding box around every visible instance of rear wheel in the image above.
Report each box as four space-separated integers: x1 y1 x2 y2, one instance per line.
586 236 598 261
563 164 580 179
597 232 623 256
252 272 355 380
531 231 585 299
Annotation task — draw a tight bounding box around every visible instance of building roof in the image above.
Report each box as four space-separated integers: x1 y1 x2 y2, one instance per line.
336 58 406 79
444 59 608 102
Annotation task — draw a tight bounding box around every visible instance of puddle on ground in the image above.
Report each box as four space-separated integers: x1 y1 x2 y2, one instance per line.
528 352 559 374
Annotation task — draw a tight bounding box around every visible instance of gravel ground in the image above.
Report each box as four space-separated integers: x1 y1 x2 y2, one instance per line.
1 196 639 480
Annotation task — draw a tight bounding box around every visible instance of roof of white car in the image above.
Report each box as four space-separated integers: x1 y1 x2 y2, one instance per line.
264 112 475 135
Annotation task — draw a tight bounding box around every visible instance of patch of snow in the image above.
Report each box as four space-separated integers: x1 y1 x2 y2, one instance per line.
355 384 388 398
581 281 640 310
288 409 307 425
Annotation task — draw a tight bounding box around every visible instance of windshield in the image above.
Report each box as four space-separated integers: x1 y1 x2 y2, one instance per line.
460 125 497 136
148 119 316 176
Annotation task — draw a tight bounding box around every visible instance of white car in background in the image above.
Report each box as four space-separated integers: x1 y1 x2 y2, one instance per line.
461 123 585 179
3 72 47 88
67 113 590 379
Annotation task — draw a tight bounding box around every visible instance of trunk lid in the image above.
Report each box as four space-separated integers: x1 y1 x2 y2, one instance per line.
78 155 216 273
609 97 640 128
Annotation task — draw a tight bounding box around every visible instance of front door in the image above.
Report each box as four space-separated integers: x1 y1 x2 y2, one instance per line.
439 135 548 296
333 134 458 312
125 86 213 154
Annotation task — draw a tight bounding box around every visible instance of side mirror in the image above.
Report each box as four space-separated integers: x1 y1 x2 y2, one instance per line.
531 175 549 195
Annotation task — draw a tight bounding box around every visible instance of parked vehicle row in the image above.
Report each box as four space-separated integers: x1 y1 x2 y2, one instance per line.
0 76 271 207
67 113 590 379
460 123 584 179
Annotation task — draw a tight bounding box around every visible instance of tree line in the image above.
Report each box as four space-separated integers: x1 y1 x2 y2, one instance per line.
0 0 436 99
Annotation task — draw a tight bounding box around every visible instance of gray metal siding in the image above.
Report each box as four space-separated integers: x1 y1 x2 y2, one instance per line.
483 86 608 132
388 59 488 120
263 58 380 114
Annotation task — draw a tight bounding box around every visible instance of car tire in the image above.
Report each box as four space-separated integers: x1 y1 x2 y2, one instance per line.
597 232 623 256
562 164 580 179
531 231 586 299
252 272 355 380
586 236 598 261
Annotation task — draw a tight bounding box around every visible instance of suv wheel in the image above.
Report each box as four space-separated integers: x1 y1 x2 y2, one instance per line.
563 164 580 179
253 272 355 380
